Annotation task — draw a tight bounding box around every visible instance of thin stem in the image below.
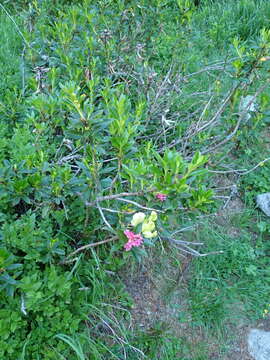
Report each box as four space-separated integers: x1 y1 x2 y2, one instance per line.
85 191 145 207
0 4 31 49
65 236 118 259
97 203 115 232
116 197 164 213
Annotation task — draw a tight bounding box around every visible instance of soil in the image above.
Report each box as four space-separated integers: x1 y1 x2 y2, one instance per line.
122 252 260 359
121 176 265 359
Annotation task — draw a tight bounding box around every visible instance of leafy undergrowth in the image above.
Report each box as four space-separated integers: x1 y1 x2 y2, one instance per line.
1 0 270 359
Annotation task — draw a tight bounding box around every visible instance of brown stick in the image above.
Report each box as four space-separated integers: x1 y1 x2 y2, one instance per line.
84 191 145 207
66 236 118 258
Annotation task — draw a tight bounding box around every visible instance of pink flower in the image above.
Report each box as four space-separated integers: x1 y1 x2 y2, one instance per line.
155 193 167 201
123 230 143 251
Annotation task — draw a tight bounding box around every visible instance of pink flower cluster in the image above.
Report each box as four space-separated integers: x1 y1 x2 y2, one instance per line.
155 193 167 201
123 230 143 251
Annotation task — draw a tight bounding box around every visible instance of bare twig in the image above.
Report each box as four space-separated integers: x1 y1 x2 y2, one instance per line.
162 235 223 257
97 203 115 232
116 197 164 213
57 154 81 165
99 207 133 215
84 191 145 207
168 239 204 246
182 58 238 80
209 168 246 174
222 184 238 209
198 251 224 257
65 236 118 259
209 157 270 175
192 85 238 136
238 157 270 175
202 80 270 155
100 318 146 358
21 293 27 316
102 157 118 163
171 225 196 235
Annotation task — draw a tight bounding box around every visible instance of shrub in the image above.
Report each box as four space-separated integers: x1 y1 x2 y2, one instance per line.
1 0 270 358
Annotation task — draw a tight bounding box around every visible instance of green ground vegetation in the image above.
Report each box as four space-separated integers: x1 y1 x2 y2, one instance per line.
1 0 270 359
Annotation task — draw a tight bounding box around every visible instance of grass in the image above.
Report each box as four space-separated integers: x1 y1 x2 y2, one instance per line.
1 0 270 359
0 7 22 98
189 218 265 323
122 210 270 359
